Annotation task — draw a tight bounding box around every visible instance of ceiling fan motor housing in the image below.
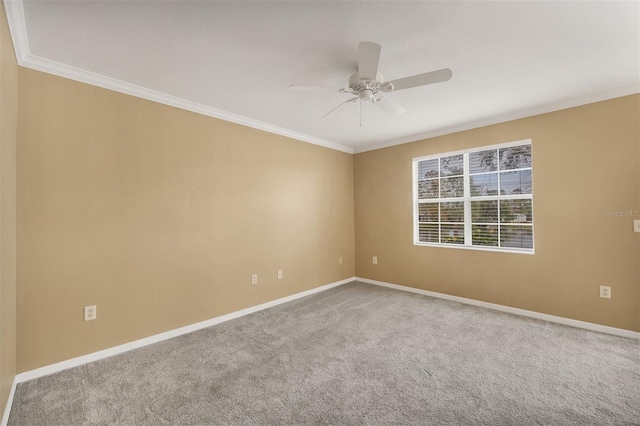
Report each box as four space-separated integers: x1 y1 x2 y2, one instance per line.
349 72 394 99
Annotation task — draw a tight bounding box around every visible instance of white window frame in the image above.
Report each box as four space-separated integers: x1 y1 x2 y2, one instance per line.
412 139 534 254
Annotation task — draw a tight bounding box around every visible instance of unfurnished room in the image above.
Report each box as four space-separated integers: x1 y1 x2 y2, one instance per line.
0 1 639 425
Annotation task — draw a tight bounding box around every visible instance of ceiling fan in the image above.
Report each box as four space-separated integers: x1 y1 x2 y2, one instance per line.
290 41 452 120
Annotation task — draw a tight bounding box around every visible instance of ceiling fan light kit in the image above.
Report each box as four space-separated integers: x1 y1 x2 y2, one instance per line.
290 41 453 120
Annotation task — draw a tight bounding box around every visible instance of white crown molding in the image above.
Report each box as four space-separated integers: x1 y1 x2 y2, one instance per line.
357 277 640 340
355 84 640 154
5 0 638 157
2 0 353 154
3 0 29 63
21 54 355 154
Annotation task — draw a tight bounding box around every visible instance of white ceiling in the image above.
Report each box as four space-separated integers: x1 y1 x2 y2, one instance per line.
5 0 640 153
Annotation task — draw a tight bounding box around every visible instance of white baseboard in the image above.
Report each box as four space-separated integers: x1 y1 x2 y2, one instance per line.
14 277 355 385
1 377 17 426
357 277 640 340
5 275 637 423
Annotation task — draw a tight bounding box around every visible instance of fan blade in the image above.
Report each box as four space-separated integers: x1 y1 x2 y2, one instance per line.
289 85 342 92
323 97 358 118
358 42 382 82
374 96 406 115
386 68 452 92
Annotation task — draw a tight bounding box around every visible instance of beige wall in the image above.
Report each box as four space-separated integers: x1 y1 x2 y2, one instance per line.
355 95 640 332
7 38 640 377
0 1 18 417
16 68 355 371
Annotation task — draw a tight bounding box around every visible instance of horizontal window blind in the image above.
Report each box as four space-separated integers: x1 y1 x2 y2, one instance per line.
414 140 533 253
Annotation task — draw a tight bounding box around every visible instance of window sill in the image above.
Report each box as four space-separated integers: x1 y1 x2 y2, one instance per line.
414 241 535 255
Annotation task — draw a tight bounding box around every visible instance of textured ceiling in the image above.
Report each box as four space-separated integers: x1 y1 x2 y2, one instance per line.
5 0 640 153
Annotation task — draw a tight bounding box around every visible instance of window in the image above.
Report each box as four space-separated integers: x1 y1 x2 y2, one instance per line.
413 140 533 253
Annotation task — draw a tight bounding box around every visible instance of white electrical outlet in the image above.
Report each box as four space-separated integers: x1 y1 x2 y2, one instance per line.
84 305 97 321
599 286 611 299
372 256 378 265
251 274 258 285
277 269 283 279
339 257 343 265
634 220 640 233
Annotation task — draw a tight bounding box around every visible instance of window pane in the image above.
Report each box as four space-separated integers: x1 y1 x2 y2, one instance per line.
441 224 464 244
500 170 532 195
441 176 463 198
418 224 439 243
418 159 439 179
472 224 498 246
499 145 532 170
470 173 498 196
500 225 533 249
471 200 498 223
418 178 439 199
441 202 464 222
440 154 463 177
469 149 497 173
500 199 533 223
418 203 439 222
414 143 532 252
